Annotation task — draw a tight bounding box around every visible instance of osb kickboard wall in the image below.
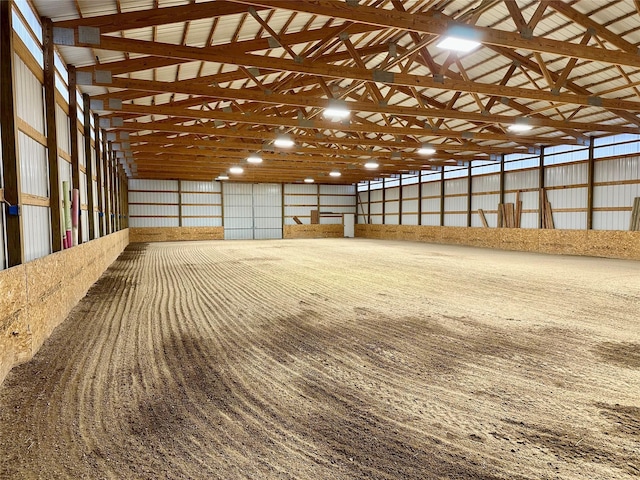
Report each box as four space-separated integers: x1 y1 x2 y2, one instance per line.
283 224 344 239
0 230 129 386
355 225 640 260
129 227 224 243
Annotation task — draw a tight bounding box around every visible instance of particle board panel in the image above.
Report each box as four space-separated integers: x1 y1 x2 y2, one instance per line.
500 228 540 252
355 225 640 261
466 227 502 248
538 229 587 256
283 224 343 239
0 230 129 387
129 227 224 243
585 230 640 260
439 227 469 245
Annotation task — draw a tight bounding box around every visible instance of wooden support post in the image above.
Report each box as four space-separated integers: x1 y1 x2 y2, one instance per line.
539 146 546 229
280 182 285 231
94 115 104 237
367 180 371 224
43 17 62 252
439 168 445 227
381 178 386 225
1 0 24 266
83 94 95 239
107 142 115 233
178 179 183 227
587 136 595 230
499 154 505 206
418 171 422 225
398 175 403 225
68 66 83 243
467 162 473 227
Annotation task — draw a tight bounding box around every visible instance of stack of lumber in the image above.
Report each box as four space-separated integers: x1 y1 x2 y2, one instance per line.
630 197 640 231
497 193 522 228
541 189 555 229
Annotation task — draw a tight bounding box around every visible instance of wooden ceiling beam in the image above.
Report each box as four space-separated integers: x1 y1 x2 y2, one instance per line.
224 0 640 69
129 131 523 155
547 2 638 54
103 77 638 134
73 34 640 114
106 102 574 145
54 1 267 34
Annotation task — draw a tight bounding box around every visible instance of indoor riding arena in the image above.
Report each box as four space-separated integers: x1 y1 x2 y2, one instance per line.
1 1 639 479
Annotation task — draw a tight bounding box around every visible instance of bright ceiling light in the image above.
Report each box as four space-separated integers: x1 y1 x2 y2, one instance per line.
229 166 244 174
247 155 262 163
274 134 295 148
217 174 229 180
323 99 350 121
304 177 314 183
418 143 436 155
508 123 533 132
329 170 341 177
364 161 379 169
436 36 480 52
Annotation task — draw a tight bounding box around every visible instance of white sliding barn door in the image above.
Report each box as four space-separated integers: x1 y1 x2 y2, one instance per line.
223 183 282 240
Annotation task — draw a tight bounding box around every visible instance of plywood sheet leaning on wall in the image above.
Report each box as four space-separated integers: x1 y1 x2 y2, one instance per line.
630 197 640 231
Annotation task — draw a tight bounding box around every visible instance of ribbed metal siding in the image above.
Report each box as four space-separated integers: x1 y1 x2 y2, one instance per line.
545 163 587 230
128 179 179 227
471 174 500 227
14 54 45 135
19 131 48 196
401 184 419 226
421 181 441 226
593 157 640 230
22 205 51 262
505 170 539 229
444 178 467 227
283 183 316 225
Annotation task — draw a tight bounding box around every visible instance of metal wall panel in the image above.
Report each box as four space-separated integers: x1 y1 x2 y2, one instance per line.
446 178 467 195
385 187 399 201
80 172 87 203
253 183 282 239
22 205 51 262
19 131 48 196
182 217 222 227
56 104 70 154
181 180 220 193
402 184 419 199
545 162 587 187
319 184 355 195
81 211 88 242
444 214 467 226
285 184 316 195
77 131 86 167
505 169 538 191
14 54 45 134
401 213 419 225
421 213 440 226
129 191 178 204
181 193 220 204
385 214 399 224
129 217 179 227
593 157 640 230
129 204 180 216
129 179 178 191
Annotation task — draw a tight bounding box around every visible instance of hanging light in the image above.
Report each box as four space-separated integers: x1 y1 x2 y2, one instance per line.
323 99 350 121
418 143 436 155
274 134 295 148
508 123 533 132
329 170 341 177
436 25 481 52
229 166 244 174
364 161 379 169
304 177 314 183
247 154 262 163
217 174 229 180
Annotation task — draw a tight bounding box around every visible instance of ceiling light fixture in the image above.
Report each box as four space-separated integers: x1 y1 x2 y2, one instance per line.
364 161 379 169
274 134 295 148
508 123 533 132
329 170 341 177
436 25 481 53
229 166 244 174
217 174 229 180
418 143 436 155
304 177 314 183
436 36 480 52
247 154 263 163
323 99 350 121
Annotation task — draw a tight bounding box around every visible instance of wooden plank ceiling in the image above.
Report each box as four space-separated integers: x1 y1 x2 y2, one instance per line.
36 0 640 184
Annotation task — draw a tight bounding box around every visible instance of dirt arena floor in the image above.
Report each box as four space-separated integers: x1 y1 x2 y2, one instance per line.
0 239 639 479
